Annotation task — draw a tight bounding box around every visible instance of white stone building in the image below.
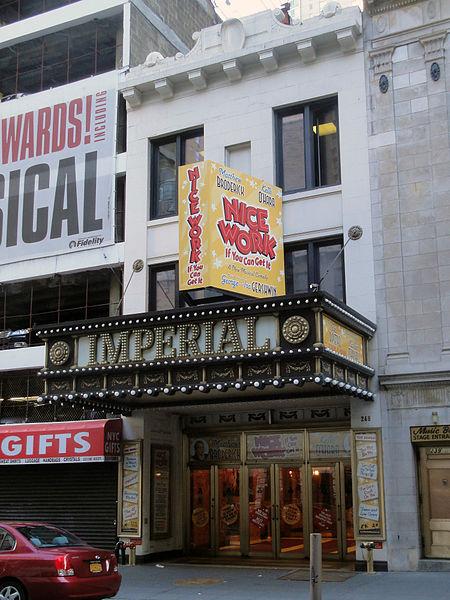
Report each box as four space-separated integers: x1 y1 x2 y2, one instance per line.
114 6 381 565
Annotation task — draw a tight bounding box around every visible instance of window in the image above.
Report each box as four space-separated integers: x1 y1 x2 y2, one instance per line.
115 175 126 243
149 264 178 311
0 268 121 348
149 263 227 311
17 525 85 548
0 1 78 24
0 528 15 552
285 238 344 301
150 130 204 220
0 16 121 97
276 98 340 193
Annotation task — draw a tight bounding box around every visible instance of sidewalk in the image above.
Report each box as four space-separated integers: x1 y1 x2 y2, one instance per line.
116 563 450 600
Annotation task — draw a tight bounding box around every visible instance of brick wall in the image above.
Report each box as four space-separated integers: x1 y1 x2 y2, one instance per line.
142 0 219 50
130 4 177 66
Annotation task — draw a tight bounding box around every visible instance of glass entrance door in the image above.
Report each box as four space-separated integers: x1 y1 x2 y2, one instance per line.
248 466 273 555
277 465 305 557
310 462 353 560
189 466 241 556
311 464 340 558
217 466 240 554
189 469 212 553
247 465 305 558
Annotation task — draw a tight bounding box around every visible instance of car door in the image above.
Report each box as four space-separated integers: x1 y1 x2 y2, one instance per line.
0 526 19 577
0 525 42 581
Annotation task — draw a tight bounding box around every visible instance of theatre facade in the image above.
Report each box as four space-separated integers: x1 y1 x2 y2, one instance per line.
36 290 379 562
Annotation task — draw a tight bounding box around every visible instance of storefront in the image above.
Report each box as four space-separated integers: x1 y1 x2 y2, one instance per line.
0 419 122 549
411 425 450 559
36 291 379 561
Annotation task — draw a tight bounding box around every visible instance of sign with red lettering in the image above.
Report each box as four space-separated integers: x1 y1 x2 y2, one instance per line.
179 160 285 298
0 419 121 465
0 72 116 264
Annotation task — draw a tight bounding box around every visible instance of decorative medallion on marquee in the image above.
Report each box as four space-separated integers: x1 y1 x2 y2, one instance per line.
37 292 376 408
282 315 310 344
49 340 70 365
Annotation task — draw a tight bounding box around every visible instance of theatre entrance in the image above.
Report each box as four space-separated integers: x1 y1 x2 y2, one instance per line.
186 430 355 561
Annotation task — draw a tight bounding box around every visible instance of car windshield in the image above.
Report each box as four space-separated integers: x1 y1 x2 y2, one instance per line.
17 525 87 548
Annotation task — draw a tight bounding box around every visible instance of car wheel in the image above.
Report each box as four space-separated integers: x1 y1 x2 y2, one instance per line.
0 581 26 600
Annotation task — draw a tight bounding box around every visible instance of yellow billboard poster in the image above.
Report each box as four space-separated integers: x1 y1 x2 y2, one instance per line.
179 160 285 299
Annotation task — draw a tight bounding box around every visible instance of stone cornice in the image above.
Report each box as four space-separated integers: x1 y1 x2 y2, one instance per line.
380 370 450 388
120 7 362 106
366 0 421 15
420 31 447 62
369 46 394 74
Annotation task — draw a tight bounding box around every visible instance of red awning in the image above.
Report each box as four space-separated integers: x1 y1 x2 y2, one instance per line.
0 419 122 465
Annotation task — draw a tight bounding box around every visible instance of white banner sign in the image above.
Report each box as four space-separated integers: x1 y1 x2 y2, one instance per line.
0 74 117 264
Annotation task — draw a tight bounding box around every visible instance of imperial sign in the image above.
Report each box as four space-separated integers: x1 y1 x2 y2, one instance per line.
178 160 285 299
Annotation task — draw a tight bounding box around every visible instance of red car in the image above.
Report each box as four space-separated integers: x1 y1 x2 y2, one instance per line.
0 522 121 600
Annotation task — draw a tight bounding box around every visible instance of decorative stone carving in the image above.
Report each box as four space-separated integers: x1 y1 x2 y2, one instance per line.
259 49 278 73
374 14 388 34
222 59 242 82
336 26 358 53
369 47 393 75
154 78 174 100
49 341 70 366
121 87 142 110
220 19 246 52
419 32 446 62
188 68 207 91
321 1 342 18
144 51 165 68
297 39 316 63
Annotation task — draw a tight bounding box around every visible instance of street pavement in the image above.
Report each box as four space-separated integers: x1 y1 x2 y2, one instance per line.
116 563 450 600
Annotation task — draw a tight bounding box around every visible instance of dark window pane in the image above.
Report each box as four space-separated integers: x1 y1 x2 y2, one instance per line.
115 176 125 243
4 282 32 331
43 32 68 67
18 39 43 72
42 61 68 88
289 248 308 294
319 243 343 300
20 0 44 18
281 112 305 192
313 103 340 187
154 269 176 311
17 67 42 94
32 278 59 326
96 45 117 73
60 274 87 322
184 134 204 165
1 1 19 23
87 271 111 319
155 142 177 219
68 53 95 82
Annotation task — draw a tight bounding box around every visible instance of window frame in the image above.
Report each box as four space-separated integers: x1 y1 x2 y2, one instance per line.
285 236 345 301
149 128 204 221
0 528 16 553
275 97 341 194
148 262 180 312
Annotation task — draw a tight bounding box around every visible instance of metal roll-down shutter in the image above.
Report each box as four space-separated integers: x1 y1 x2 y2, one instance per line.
0 462 118 550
